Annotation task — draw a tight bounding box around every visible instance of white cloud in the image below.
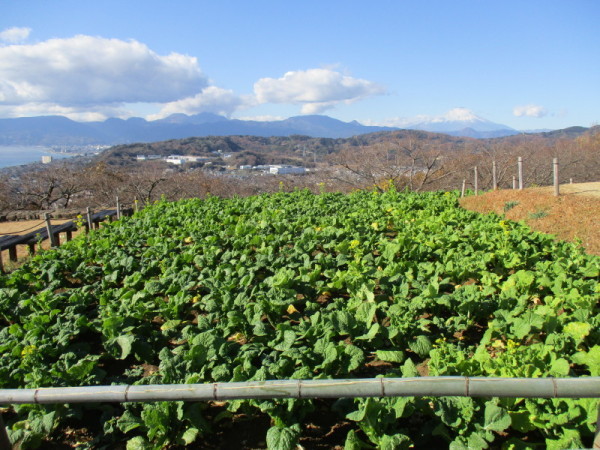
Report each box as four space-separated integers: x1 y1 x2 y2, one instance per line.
149 86 254 120
0 27 31 44
0 102 131 122
253 68 385 114
235 115 285 122
513 104 548 118
367 108 484 127
0 35 207 118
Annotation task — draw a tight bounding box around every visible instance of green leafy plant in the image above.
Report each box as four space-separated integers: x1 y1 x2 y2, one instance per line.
503 200 519 212
529 209 549 219
0 189 597 448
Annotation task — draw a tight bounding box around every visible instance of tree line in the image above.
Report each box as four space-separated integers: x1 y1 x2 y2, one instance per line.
1 127 598 217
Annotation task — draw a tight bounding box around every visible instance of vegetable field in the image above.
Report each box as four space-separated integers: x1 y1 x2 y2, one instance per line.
0 189 598 449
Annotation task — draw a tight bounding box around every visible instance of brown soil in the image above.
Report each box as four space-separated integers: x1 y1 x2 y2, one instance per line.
460 182 600 256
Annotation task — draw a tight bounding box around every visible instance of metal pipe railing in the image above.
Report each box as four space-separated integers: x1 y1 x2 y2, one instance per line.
1 377 599 405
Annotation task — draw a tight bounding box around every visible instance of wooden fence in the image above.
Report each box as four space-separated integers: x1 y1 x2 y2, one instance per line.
0 202 133 272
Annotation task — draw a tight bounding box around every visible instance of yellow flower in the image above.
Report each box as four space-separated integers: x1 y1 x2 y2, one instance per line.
350 239 360 249
491 340 505 349
21 345 36 357
286 304 299 314
371 222 379 230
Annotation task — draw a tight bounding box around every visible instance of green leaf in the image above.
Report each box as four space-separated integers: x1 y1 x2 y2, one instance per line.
549 358 570 376
115 334 135 359
401 358 419 377
434 397 474 427
563 322 591 341
408 335 432 358
266 424 301 450
344 429 368 450
30 411 56 435
572 345 600 376
117 410 143 433
545 428 583 450
483 402 511 432
379 433 412 449
179 427 199 445
375 350 405 363
126 436 149 450
345 344 365 371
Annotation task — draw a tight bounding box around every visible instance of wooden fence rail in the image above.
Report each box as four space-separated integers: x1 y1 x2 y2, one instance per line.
0 206 133 273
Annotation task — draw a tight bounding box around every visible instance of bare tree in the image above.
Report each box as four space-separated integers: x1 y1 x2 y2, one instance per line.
330 138 457 191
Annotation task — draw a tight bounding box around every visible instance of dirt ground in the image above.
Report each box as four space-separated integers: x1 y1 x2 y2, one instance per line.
0 218 85 268
535 181 600 198
460 182 600 256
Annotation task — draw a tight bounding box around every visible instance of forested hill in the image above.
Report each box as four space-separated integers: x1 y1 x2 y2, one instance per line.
97 131 471 166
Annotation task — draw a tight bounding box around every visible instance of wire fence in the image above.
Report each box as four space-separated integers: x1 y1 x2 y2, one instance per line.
0 220 46 236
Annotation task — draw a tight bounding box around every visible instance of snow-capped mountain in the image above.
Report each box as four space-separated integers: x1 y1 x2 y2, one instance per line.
402 108 518 138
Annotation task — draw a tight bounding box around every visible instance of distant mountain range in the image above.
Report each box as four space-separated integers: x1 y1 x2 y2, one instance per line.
394 108 519 139
0 111 556 146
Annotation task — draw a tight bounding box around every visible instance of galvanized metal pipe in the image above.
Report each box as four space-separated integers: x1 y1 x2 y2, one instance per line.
0 377 598 405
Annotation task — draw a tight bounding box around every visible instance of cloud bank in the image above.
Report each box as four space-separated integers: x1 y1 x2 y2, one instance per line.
0 35 206 107
0 27 31 44
513 104 548 118
254 68 386 114
150 87 254 119
0 30 385 120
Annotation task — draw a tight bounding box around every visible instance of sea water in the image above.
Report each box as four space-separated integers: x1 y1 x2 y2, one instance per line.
0 146 75 169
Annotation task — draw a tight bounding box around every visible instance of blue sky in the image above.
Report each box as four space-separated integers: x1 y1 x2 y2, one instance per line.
1 0 598 130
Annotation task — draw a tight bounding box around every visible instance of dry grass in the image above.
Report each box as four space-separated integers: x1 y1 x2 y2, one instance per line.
0 218 85 266
460 182 600 256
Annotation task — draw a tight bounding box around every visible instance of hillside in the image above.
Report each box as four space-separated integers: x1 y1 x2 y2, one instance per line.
97 130 469 166
460 183 600 255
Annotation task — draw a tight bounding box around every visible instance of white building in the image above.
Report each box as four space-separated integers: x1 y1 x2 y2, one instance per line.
269 165 306 175
166 156 185 165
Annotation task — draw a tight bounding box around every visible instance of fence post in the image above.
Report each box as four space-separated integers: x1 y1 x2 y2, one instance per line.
474 167 478 196
116 197 121 220
86 207 93 232
492 160 497 190
0 413 11 449
0 250 4 274
461 179 466 198
595 403 600 449
45 213 58 247
518 157 523 190
512 176 516 190
553 158 559 197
